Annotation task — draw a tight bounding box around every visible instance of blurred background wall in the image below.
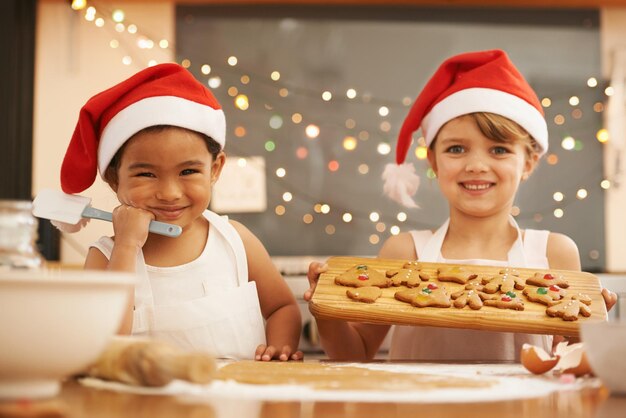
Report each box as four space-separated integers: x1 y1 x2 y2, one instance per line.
29 0 626 272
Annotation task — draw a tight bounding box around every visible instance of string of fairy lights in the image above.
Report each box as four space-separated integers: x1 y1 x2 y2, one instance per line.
70 1 616 254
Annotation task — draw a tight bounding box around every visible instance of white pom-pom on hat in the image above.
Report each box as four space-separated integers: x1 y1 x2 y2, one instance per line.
382 163 421 208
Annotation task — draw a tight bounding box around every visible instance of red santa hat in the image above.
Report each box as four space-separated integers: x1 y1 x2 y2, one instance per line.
61 63 225 194
383 49 548 208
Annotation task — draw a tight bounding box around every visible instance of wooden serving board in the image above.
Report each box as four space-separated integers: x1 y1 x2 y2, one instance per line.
309 256 608 337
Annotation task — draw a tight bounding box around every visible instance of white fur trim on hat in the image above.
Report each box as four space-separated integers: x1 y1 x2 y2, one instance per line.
97 96 226 175
421 88 548 154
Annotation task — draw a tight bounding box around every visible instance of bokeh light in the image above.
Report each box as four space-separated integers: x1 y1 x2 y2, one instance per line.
343 136 357 151
305 124 320 139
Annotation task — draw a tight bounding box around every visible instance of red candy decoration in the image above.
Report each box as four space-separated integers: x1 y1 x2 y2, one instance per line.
427 283 438 290
357 274 369 281
549 284 560 292
544 273 554 280
502 295 512 302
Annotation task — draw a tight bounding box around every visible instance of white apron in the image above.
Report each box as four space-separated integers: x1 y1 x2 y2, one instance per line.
389 217 552 361
94 210 266 359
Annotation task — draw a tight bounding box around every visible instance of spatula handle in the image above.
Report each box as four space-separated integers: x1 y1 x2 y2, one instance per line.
84 206 113 222
149 220 182 237
82 207 182 238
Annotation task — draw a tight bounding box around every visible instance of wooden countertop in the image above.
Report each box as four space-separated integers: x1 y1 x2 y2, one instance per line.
1 361 624 418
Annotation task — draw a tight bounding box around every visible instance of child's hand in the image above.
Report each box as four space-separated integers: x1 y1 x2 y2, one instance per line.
303 262 328 302
254 344 304 361
111 204 155 249
602 288 618 311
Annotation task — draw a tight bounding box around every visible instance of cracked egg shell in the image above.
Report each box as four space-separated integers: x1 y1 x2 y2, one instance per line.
521 344 560 374
562 351 592 376
555 342 593 376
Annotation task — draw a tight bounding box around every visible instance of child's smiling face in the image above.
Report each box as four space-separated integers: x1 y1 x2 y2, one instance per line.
428 115 536 218
112 127 224 230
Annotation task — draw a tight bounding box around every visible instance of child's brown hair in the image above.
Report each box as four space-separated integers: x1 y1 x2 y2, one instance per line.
471 112 541 159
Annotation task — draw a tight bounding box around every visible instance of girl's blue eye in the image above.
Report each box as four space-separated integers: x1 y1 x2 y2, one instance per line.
446 145 464 154
492 146 509 155
181 169 198 176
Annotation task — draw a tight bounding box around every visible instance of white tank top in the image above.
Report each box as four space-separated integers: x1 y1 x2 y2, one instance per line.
389 217 552 361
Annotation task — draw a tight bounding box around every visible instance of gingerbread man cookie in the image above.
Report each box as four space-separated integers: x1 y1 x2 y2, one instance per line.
436 266 478 285
499 267 521 277
523 285 567 306
386 268 429 287
346 286 382 303
404 261 434 280
571 292 592 305
395 283 452 308
546 296 591 321
335 264 390 288
402 261 423 270
526 272 569 288
451 281 496 310
481 273 526 294
483 292 525 310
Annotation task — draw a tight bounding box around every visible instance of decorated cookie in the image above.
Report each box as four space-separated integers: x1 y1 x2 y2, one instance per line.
402 261 423 270
526 272 569 289
335 264 390 288
386 268 429 287
546 296 591 321
450 289 496 310
451 281 496 310
483 292 525 310
571 292 592 305
346 286 382 303
523 285 567 306
464 279 486 292
394 283 452 308
499 267 521 277
481 273 526 294
436 266 478 285
402 261 434 280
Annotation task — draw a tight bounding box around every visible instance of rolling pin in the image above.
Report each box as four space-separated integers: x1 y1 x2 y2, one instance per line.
85 336 216 387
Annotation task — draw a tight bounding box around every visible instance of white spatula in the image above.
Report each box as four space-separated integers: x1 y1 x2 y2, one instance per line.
32 189 182 238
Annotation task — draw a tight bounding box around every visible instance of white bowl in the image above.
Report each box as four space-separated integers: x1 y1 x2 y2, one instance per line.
0 268 135 399
580 320 626 395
